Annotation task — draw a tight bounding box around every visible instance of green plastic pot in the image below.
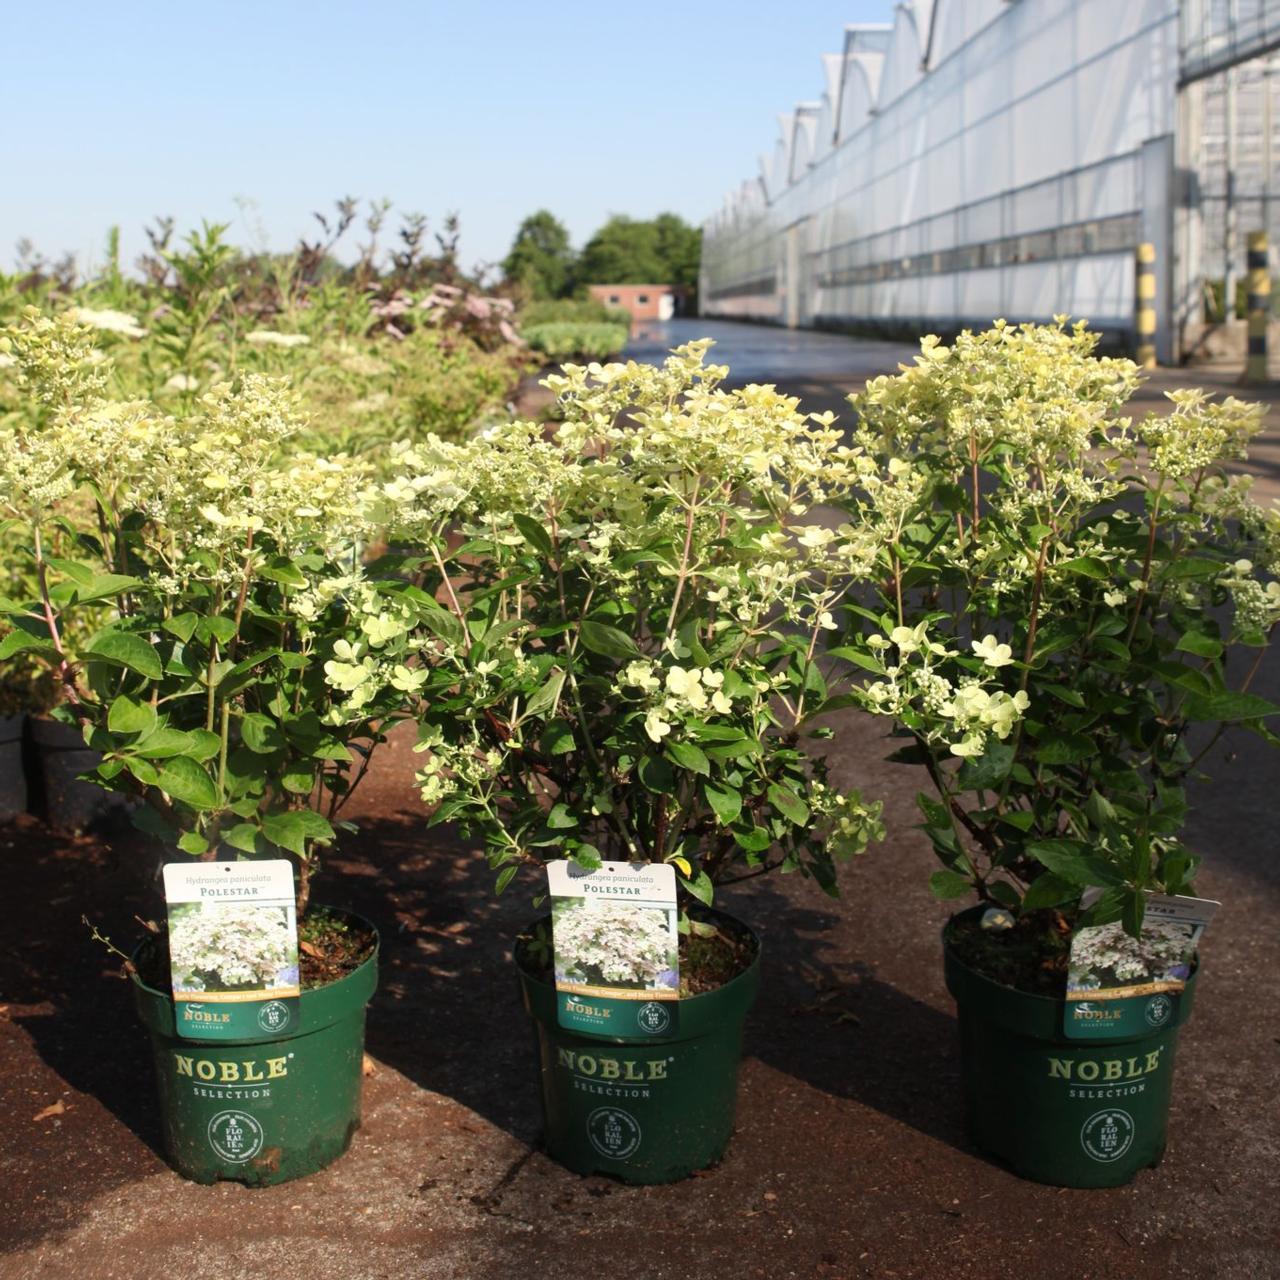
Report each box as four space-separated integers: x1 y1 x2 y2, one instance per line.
131 911 378 1186
944 910 1198 1188
517 911 761 1184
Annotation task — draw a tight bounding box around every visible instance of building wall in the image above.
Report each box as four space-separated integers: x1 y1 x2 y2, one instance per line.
588 284 682 322
701 0 1180 338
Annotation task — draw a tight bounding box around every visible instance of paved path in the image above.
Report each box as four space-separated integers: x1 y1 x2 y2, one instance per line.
626 320 1280 505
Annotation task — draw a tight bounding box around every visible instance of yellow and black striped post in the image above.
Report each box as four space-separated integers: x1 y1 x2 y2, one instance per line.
1135 242 1157 368
1245 231 1270 383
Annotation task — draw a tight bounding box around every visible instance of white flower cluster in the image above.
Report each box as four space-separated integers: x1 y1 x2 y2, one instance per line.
554 898 675 987
863 623 1029 758
1068 919 1194 988
414 723 508 808
245 330 311 349
169 902 295 990
616 660 741 743
1220 559 1280 638
67 306 148 339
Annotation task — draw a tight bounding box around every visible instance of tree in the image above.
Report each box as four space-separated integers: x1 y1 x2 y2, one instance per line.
652 213 701 290
576 215 663 285
502 211 576 299
577 213 701 290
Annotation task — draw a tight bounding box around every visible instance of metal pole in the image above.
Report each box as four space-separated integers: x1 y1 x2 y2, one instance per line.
1136 242 1158 368
1245 231 1270 382
1225 64 1239 321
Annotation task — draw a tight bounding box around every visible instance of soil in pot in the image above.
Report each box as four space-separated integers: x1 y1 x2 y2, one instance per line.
518 906 762 1185
132 906 378 1187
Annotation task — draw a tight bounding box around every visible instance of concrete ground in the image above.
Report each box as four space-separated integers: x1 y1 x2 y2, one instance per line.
3 321 1279 1280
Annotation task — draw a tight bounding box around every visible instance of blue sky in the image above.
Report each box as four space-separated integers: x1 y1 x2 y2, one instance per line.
3 2 892 279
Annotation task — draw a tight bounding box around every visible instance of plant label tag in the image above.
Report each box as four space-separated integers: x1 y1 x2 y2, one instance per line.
547 860 680 1038
1064 889 1219 1040
162 859 301 1042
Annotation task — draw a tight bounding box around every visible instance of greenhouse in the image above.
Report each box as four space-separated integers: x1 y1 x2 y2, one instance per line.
700 0 1280 361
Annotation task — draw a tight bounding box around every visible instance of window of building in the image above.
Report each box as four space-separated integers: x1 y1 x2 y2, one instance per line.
637 294 650 304
608 295 620 304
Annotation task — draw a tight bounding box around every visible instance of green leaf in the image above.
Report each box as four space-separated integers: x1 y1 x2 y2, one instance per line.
666 740 710 777
929 868 972 900
417 598 464 647
1034 733 1095 765
223 822 264 854
156 756 219 810
495 864 520 893
539 719 576 756
280 765 316 794
1184 691 1280 722
1176 631 1223 659
767 783 810 827
1165 556 1222 580
825 645 887 675
176 830 209 856
126 757 160 787
259 559 308 588
85 629 163 680
986 880 1022 908
107 696 157 737
522 667 566 720
162 613 199 643
546 803 578 829
196 616 236 646
578 619 640 661
134 727 211 760
571 843 602 871
733 825 772 853
703 781 742 826
260 810 332 856
240 712 286 754
291 810 335 841
0 629 56 660
261 811 308 855
1021 871 1080 910
637 755 675 794
1060 556 1110 579
70 572 144 604
513 513 554 557
956 742 1014 791
1026 839 1124 888
679 870 714 905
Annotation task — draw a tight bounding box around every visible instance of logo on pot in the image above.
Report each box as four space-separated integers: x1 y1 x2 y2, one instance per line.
586 1106 642 1160
257 1000 292 1034
1080 1109 1135 1163
1144 994 1173 1027
208 1109 265 1163
636 1002 671 1035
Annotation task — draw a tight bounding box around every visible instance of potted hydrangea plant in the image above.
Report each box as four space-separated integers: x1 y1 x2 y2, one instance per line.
0 312 419 1185
841 320 1278 1186
352 341 884 1182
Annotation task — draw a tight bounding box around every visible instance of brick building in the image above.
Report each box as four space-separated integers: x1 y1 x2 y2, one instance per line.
587 284 689 322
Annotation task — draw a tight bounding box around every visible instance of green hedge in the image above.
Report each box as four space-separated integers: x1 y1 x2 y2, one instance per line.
522 321 629 361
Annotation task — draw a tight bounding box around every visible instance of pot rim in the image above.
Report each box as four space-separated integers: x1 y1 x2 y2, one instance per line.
943 904 1200 1010
129 902 380 1000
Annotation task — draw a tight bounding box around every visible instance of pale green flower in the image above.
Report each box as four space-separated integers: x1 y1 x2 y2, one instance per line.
971 634 1014 668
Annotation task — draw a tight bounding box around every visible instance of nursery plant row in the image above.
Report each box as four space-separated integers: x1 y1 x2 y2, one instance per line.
0 311 1275 1190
